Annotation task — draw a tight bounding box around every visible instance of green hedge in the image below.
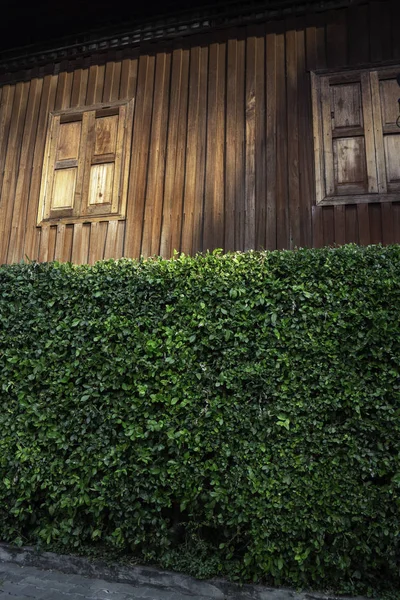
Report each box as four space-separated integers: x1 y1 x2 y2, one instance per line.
0 246 399 595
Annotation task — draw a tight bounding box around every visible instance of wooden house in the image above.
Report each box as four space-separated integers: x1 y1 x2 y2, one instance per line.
0 0 399 265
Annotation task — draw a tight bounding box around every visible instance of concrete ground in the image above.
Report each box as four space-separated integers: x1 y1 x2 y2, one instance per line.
0 544 373 600
0 561 212 600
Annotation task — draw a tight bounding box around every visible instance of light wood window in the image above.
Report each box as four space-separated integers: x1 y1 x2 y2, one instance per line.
311 67 400 205
38 99 134 224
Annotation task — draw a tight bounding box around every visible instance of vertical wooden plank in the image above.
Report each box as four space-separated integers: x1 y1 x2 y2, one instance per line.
275 31 289 249
357 204 371 246
119 57 138 100
315 14 327 70
345 206 358 244
382 202 394 245
334 204 346 245
392 0 400 60
86 64 99 105
86 63 106 105
286 25 300 249
0 81 30 264
312 205 324 248
307 12 330 247
225 37 240 252
55 68 73 111
181 46 205 255
54 223 66 261
346 3 374 246
255 29 266 250
370 1 392 63
103 60 122 103
141 52 171 257
171 47 191 256
119 58 138 257
24 74 58 262
103 61 115 103
160 48 191 257
70 67 89 108
115 220 125 258
234 37 245 251
71 223 82 263
88 222 100 264
265 32 277 250
38 224 50 262
62 224 74 262
392 203 400 243
0 85 15 206
71 222 90 263
347 4 369 66
203 41 226 253
322 207 335 246
369 203 382 244
103 220 119 259
124 55 155 259
326 9 347 68
81 223 91 263
297 24 313 247
245 33 256 251
8 78 43 264
48 225 57 262
192 46 209 255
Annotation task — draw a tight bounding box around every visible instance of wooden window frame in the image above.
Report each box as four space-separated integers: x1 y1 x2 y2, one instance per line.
311 65 400 206
37 99 134 225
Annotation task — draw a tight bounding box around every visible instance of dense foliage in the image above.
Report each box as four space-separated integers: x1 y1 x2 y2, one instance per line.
0 246 399 595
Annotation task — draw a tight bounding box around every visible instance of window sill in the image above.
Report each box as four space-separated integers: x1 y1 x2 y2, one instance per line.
317 193 400 206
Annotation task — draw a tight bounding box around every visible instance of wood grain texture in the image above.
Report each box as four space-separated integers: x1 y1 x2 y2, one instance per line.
275 32 289 250
0 81 30 263
203 41 226 252
141 52 171 257
181 46 206 255
0 2 399 266
266 32 277 250
286 24 300 249
8 77 43 264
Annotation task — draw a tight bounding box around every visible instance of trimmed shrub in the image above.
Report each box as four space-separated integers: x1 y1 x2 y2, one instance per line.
0 245 399 595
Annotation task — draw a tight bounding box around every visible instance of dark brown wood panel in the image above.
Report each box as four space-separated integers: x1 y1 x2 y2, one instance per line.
0 0 399 267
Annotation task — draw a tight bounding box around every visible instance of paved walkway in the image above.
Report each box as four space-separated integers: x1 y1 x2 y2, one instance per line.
0 562 210 600
0 558 371 600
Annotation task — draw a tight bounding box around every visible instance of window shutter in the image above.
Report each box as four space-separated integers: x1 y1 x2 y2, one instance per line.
312 66 400 205
81 105 127 217
38 98 134 225
41 115 85 219
372 71 400 193
320 74 379 199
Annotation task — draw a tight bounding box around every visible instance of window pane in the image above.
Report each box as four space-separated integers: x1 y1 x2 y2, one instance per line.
57 121 81 161
384 134 400 183
52 168 77 208
330 83 363 129
333 137 367 185
380 79 399 126
88 163 115 205
94 115 118 156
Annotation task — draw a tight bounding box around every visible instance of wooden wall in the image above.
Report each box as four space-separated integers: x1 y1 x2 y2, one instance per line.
0 0 400 265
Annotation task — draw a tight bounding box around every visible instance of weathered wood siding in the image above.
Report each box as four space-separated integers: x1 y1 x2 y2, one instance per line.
0 0 399 264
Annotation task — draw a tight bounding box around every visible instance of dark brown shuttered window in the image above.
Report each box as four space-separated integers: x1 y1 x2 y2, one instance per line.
312 67 400 205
